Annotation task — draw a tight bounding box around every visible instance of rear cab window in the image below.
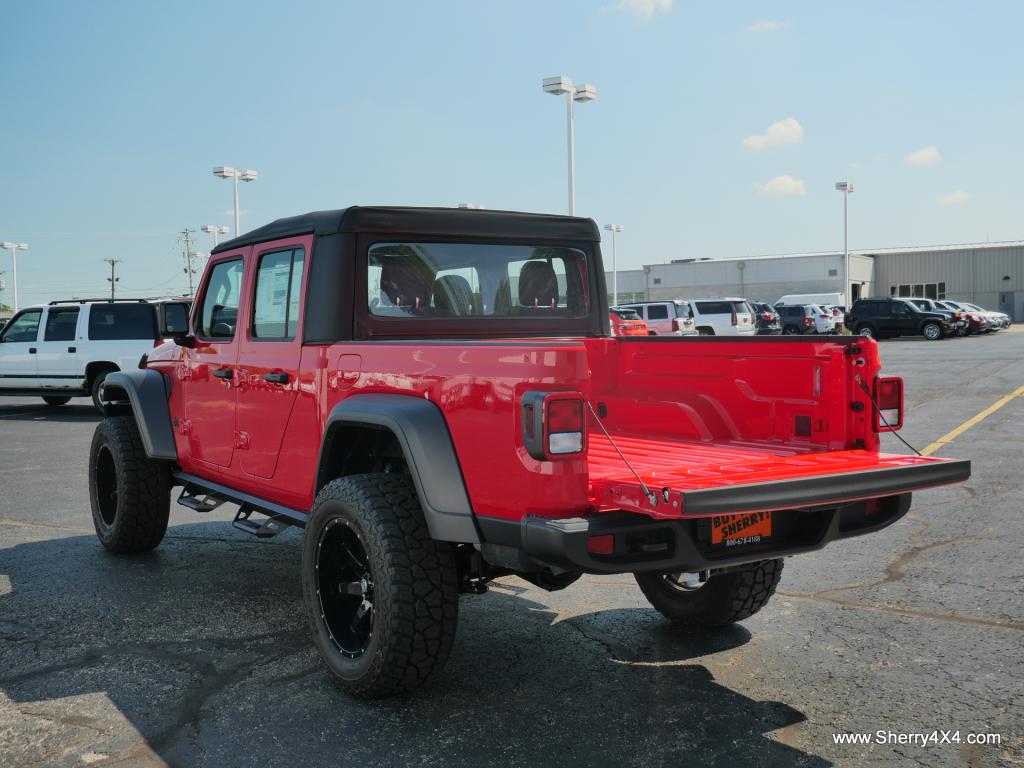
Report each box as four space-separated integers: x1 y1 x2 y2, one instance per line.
363 241 595 338
88 304 157 341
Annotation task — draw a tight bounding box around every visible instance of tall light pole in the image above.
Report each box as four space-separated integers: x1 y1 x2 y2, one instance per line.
213 167 258 237
604 224 623 307
835 182 855 306
542 76 597 216
201 224 229 248
1 242 28 312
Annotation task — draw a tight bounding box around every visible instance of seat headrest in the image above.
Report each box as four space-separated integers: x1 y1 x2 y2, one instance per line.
432 274 474 315
380 258 433 310
518 261 559 308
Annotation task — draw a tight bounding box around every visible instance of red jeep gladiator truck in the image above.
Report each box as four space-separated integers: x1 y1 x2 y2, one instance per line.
90 207 969 697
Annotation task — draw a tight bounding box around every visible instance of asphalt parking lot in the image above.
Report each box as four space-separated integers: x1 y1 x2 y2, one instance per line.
1 330 1022 768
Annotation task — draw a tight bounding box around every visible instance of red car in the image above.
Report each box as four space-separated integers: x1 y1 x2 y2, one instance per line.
609 307 650 336
92 207 970 697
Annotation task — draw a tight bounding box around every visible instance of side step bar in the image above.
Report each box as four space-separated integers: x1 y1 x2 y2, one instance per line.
172 471 308 537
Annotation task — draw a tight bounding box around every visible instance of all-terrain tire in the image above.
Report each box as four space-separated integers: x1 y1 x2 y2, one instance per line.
90 370 114 412
302 473 459 698
89 416 170 553
634 559 784 627
42 396 72 406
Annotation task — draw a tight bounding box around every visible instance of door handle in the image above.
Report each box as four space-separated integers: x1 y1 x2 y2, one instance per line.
212 368 234 380
29 347 37 354
263 371 290 384
68 346 76 353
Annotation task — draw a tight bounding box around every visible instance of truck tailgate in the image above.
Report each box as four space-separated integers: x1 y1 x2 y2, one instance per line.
588 433 970 519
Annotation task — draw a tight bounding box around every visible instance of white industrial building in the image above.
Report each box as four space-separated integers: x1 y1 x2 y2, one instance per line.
606 240 1024 320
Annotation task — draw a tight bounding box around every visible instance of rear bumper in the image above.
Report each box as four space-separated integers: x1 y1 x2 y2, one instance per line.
478 494 914 575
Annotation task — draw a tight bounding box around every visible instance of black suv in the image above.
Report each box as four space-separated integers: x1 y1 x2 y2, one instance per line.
776 305 817 335
845 298 952 341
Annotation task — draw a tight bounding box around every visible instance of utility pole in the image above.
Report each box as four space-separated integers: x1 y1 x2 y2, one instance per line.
104 258 121 299
179 228 197 296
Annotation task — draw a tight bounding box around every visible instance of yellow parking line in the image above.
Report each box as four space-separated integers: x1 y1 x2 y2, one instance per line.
921 384 1024 456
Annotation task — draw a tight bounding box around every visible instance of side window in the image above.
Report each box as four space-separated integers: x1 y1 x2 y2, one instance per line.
891 301 909 316
88 304 157 340
44 308 80 342
199 259 245 339
1 309 42 342
161 303 190 335
646 305 669 320
695 301 731 314
253 248 306 340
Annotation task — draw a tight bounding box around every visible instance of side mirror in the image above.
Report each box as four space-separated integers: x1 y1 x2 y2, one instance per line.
172 333 196 348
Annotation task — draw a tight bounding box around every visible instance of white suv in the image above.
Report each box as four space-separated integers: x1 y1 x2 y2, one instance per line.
618 301 697 335
688 298 756 336
0 299 190 410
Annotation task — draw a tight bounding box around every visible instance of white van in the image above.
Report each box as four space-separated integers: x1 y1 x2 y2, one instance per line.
688 298 756 336
776 292 846 309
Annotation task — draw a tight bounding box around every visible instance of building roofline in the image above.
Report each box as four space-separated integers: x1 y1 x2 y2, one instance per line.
647 239 1024 266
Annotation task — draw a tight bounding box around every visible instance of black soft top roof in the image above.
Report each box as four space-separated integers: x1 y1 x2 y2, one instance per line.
211 206 601 254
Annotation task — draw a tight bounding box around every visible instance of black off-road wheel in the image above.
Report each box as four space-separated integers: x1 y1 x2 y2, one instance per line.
42 396 72 406
634 559 784 627
88 416 171 553
302 473 459 698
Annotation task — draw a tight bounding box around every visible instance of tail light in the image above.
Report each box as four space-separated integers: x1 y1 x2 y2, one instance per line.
873 376 904 432
761 312 772 321
671 318 680 332
803 316 812 326
522 392 586 460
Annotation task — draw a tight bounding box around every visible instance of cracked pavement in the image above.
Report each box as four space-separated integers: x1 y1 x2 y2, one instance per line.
1 330 1022 767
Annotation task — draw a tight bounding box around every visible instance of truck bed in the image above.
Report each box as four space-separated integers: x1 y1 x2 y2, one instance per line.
587 432 970 519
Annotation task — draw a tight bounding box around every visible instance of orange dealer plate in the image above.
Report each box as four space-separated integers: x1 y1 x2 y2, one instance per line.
710 511 773 547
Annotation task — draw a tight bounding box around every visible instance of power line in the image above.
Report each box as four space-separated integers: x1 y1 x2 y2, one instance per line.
178 228 198 297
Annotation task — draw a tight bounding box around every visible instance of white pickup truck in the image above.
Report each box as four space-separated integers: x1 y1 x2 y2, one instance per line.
0 299 190 410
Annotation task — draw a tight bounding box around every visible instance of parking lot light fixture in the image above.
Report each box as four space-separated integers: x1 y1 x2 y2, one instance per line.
214 166 258 237
542 75 598 216
604 224 623 307
1 241 28 312
201 224 230 247
835 182 855 306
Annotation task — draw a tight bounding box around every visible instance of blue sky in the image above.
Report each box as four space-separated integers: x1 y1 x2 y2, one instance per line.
2 0 1022 304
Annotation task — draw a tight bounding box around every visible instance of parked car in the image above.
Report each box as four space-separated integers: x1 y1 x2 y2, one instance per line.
960 302 1010 330
812 305 837 334
90 205 968 697
909 298 968 336
824 305 846 332
775 305 818 335
609 307 650 336
618 300 696 336
0 298 189 410
688 297 756 336
749 301 781 335
845 298 953 340
937 301 988 334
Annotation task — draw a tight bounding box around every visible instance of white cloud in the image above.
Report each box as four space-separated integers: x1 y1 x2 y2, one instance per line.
906 146 942 166
758 175 806 197
748 20 788 32
615 0 672 19
936 190 970 206
742 117 804 149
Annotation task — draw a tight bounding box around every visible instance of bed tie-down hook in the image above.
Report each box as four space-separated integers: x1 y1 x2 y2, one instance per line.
586 401 660 506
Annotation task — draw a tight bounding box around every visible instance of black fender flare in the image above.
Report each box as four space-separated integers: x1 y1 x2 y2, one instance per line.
99 370 178 461
317 394 479 545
